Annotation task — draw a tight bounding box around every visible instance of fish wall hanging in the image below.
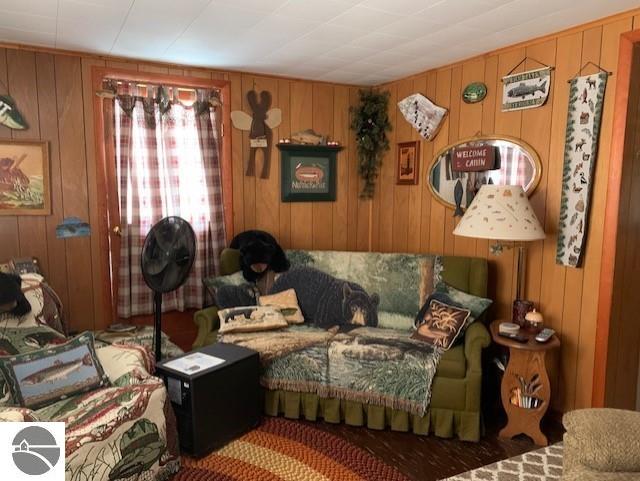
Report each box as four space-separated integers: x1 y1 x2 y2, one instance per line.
397 93 447 141
501 65 552 112
231 90 282 179
0 95 28 129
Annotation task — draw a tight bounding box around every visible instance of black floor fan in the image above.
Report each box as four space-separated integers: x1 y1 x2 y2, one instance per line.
141 216 196 361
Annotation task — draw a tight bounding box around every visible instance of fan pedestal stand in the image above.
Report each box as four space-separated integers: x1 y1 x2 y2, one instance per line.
154 291 163 362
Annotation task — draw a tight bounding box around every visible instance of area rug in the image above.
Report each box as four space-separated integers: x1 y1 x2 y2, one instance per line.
443 443 563 480
173 417 409 481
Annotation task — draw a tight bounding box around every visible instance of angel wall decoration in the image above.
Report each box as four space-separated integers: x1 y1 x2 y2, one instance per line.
231 90 282 178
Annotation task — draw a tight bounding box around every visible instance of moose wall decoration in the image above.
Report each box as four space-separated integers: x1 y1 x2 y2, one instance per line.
231 90 282 179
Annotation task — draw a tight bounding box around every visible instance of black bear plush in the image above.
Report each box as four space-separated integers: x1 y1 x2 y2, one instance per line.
229 230 289 283
0 272 31 316
269 266 379 329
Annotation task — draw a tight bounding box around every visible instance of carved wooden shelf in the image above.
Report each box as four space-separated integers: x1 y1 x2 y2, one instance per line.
490 320 560 446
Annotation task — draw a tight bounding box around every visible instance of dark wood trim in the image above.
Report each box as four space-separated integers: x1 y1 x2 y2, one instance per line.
91 66 233 325
593 28 640 408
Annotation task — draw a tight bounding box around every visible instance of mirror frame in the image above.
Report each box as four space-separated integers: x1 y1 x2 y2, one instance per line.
427 134 542 210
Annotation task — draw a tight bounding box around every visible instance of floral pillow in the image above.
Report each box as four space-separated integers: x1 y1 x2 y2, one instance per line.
218 306 288 334
411 299 471 350
0 331 109 409
258 289 304 324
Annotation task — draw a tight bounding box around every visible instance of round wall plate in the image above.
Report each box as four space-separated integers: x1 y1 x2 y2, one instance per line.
462 82 488 104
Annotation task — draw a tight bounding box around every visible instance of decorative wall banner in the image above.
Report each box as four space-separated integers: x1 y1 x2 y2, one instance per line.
452 145 496 172
556 72 607 267
397 93 447 141
230 90 282 179
501 67 551 111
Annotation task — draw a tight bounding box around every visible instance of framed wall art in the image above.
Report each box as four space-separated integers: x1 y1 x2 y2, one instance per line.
397 141 420 185
0 140 50 215
278 143 341 202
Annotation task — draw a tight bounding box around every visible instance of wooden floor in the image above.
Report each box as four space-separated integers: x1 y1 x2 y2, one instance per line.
313 414 564 481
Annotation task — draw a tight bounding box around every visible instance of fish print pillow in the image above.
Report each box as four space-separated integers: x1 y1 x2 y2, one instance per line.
0 331 109 409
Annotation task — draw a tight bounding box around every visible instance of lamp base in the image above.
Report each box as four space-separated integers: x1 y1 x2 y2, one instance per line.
512 299 534 327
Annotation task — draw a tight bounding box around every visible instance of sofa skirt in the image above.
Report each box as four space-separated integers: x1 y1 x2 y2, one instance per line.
264 389 482 441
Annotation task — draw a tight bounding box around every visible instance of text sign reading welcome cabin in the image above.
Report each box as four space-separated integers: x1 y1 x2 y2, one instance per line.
452 145 496 172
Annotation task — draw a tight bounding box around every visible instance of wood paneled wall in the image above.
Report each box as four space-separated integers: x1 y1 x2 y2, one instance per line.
374 11 640 411
0 7 638 412
0 47 366 334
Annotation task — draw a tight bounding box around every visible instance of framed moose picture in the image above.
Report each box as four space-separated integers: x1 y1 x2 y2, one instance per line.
278 143 341 202
0 140 50 215
397 141 420 185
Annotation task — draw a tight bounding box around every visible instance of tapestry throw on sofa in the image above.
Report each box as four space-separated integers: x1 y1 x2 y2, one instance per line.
556 72 607 267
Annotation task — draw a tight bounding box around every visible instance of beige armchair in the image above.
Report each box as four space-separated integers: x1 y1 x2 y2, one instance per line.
563 408 640 480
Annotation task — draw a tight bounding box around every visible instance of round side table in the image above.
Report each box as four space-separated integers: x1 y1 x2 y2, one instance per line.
490 320 560 446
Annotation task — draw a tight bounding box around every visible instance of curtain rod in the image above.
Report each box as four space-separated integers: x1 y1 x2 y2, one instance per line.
105 77 221 93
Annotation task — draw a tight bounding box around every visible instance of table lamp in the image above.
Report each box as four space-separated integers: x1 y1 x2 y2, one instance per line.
453 184 545 325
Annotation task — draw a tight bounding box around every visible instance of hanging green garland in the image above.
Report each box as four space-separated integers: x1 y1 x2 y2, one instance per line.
350 89 392 199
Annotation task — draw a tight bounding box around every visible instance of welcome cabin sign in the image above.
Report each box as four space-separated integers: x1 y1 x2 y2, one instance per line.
451 145 496 172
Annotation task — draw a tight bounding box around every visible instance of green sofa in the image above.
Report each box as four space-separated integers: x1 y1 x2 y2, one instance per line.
193 248 491 441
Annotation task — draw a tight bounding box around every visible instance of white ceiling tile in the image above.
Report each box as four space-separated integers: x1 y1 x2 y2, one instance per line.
419 24 485 47
351 32 408 50
0 0 58 17
377 16 448 39
316 70 362 83
212 0 289 13
275 0 355 21
252 14 321 38
0 10 55 34
56 19 121 52
459 0 561 31
329 5 405 30
179 2 269 38
360 0 440 15
387 36 443 56
360 48 416 65
321 45 377 62
58 0 132 20
0 0 636 84
0 26 55 46
419 0 503 24
300 23 370 44
112 0 210 55
338 61 387 74
302 55 351 70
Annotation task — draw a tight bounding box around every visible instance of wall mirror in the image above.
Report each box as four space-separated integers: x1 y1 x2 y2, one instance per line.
428 135 542 212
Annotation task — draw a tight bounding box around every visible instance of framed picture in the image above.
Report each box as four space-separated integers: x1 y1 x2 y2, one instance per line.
278 144 341 202
397 141 420 185
0 140 50 215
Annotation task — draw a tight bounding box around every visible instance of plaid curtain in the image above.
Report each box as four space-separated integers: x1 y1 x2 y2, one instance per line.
111 81 226 318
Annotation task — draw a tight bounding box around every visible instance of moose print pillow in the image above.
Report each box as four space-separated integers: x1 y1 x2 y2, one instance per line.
411 299 471 350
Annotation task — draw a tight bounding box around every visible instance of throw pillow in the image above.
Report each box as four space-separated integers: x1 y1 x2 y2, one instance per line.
258 289 304 324
411 299 471 350
0 331 109 409
433 282 492 320
218 306 288 334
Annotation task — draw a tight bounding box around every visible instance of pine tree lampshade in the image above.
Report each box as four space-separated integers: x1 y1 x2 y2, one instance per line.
453 184 545 304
